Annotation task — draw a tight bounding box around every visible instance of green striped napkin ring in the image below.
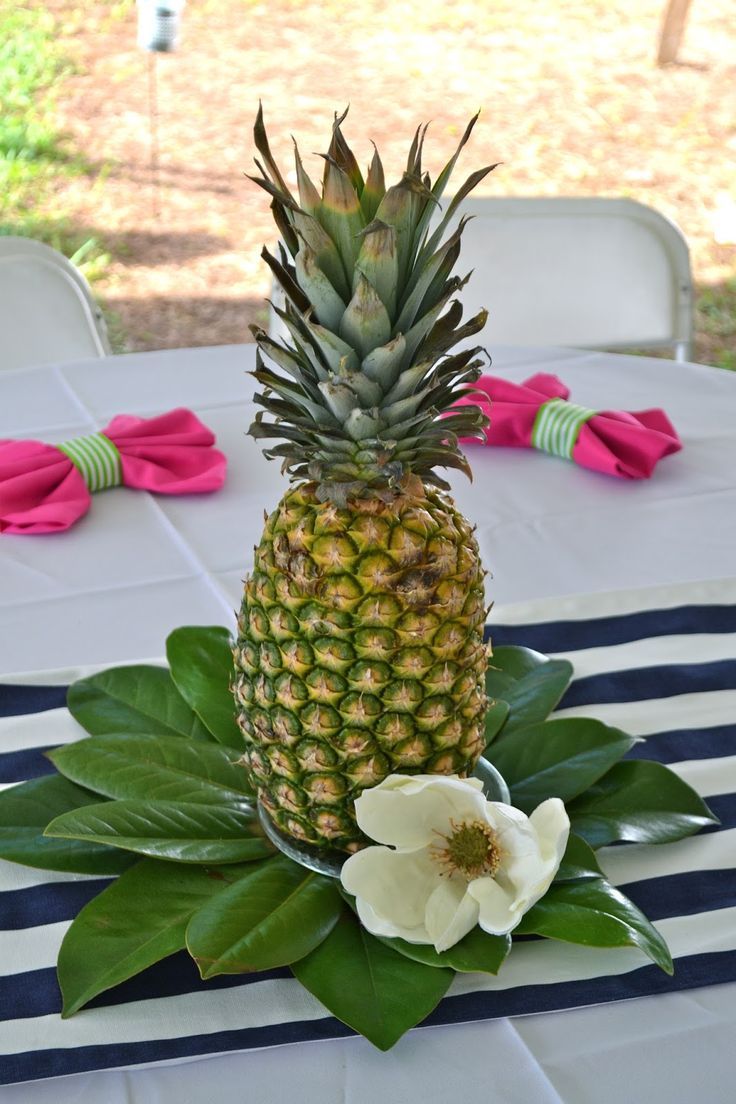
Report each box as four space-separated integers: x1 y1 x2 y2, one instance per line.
531 398 596 460
57 433 123 493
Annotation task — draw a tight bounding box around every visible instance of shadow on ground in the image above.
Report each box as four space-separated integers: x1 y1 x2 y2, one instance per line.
103 295 266 352
100 229 230 264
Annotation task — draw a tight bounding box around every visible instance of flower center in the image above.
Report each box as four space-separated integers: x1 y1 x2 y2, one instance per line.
431 818 501 880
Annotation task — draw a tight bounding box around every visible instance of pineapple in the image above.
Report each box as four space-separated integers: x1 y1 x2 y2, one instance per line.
233 107 496 853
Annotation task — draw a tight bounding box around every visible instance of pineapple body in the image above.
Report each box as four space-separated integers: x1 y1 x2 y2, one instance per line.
233 482 487 851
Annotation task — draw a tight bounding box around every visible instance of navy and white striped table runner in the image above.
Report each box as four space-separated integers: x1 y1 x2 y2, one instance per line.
1 580 735 1085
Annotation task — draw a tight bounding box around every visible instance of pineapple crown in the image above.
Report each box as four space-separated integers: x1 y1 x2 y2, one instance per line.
248 106 497 504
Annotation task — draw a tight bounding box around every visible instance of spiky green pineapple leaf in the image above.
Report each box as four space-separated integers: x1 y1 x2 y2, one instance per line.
360 144 386 223
250 108 493 498
254 101 294 199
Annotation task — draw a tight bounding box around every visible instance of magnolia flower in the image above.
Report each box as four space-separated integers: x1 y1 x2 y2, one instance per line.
341 774 570 953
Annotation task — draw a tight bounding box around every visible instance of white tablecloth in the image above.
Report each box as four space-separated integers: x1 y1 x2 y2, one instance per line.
1 344 735 1102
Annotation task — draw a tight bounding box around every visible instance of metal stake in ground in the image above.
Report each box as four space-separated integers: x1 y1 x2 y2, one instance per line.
136 1 187 220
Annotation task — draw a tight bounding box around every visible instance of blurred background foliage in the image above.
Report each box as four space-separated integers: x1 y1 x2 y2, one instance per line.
1 0 734 366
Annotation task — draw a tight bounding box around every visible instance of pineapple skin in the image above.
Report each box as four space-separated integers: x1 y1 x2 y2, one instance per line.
233 481 488 852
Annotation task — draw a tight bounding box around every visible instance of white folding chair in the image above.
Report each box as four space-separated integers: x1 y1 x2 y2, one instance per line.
445 197 693 361
0 236 111 372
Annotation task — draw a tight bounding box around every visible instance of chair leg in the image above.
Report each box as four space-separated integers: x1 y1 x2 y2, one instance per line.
674 340 692 363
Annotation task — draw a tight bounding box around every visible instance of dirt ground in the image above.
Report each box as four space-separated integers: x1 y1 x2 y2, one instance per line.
47 0 736 361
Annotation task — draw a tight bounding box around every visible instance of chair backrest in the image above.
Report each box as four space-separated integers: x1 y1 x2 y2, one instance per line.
0 236 111 372
442 197 693 361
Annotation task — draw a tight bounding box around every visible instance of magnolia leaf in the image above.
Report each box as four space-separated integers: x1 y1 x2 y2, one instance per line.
485 646 573 734
45 799 271 863
187 856 341 977
291 906 453 1050
381 926 511 975
165 626 243 749
0 774 132 874
484 699 510 746
568 760 719 847
486 717 635 812
58 858 256 1016
515 877 674 975
67 665 213 742
554 832 606 883
49 734 253 805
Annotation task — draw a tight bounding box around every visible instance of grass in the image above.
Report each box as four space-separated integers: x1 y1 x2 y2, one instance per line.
696 277 736 370
0 1 733 366
0 3 112 289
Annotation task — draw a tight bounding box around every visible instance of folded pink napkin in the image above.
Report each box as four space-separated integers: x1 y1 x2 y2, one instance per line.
0 408 227 535
457 373 681 478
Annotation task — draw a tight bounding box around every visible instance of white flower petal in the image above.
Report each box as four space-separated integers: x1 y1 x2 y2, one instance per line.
530 798 571 866
354 774 487 851
468 876 524 935
341 775 569 953
425 877 479 952
340 845 437 931
505 798 570 912
484 801 529 832
354 897 430 945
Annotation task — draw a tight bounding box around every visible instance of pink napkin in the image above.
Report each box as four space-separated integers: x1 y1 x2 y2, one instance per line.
457 373 682 478
0 408 227 535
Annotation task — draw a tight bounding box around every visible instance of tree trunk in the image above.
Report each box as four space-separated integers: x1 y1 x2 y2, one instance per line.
657 0 693 66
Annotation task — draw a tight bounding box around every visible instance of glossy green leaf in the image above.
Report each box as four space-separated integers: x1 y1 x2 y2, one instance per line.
49 733 253 805
568 760 719 847
486 717 635 812
0 774 133 874
554 832 606 883
59 859 256 1016
291 907 453 1050
382 926 511 975
483 699 509 746
515 877 674 974
68 666 213 742
45 799 271 863
166 626 243 749
485 646 573 734
187 856 342 977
